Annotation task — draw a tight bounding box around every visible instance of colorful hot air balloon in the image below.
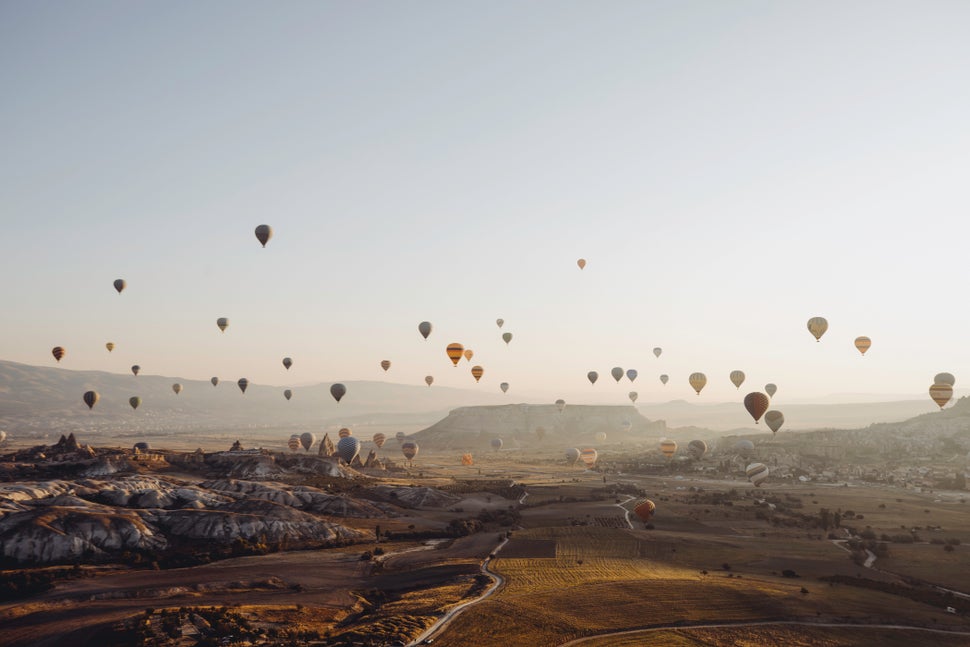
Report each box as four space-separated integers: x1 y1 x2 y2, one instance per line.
580 447 598 467
464 349 474 362
372 433 386 449
577 258 586 270
172 383 183 395
446 343 464 366
633 499 656 522
418 321 432 339
381 360 391 372
743 392 770 423
587 371 599 385
300 432 316 452
555 399 566 412
338 428 352 439
626 369 638 382
746 462 769 487
282 357 293 370
330 383 346 402
131 365 140 376
83 390 99 409
595 431 607 442
336 437 361 464
764 410 784 434
255 224 273 247
284 389 292 400
502 332 512 345
496 318 504 328
425 375 434 386
396 431 406 444
401 441 419 462
237 378 249 394
565 447 580 464
129 396 141 410
854 336 871 355
216 317 229 332
935 372 956 387
287 435 301 452
500 382 509 393
659 374 669 385
51 346 65 362
471 365 484 382
765 383 777 398
736 439 755 459
629 391 638 403
211 377 219 386
611 367 624 382
461 452 474 466
105 342 115 352
688 372 707 395
807 316 828 342
730 370 745 389
653 347 662 358
687 439 707 460
659 439 677 459
113 279 126 294
535 427 546 441
491 438 503 451
930 383 953 409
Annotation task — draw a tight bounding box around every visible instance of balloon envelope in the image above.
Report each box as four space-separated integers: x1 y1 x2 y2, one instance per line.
626 369 638 382
381 360 391 371
255 224 273 247
496 318 504 328
418 321 432 339
629 391 638 403
491 438 503 451
113 279 126 294
105 342 115 352
633 499 656 522
237 378 249 394
587 371 598 385
743 392 770 423
424 375 434 386
611 367 624 382
83 390 99 409
555 398 566 412
746 462 769 487
653 347 662 358
659 374 668 385
930 383 953 409
338 428 352 438
502 332 512 345
401 441 419 461
300 432 316 451
372 433 386 448
330 383 346 402
764 410 784 434
807 316 828 341
463 349 474 361
736 439 755 459
565 447 580 464
765 383 777 398
52 346 65 362
172 383 182 395
577 258 586 269
595 432 607 442
471 365 484 382
288 435 301 452
131 365 140 376
935 373 956 387
211 377 219 386
580 447 598 467
500 382 509 393
659 439 677 459
283 389 292 400
688 372 707 395
446 343 464 366
461 452 474 466
730 370 745 389
687 439 707 460
129 396 141 410
282 357 293 370
337 436 361 463
216 317 228 332
396 431 406 443
854 336 871 355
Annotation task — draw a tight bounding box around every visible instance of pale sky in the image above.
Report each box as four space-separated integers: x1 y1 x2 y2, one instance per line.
2 1 970 405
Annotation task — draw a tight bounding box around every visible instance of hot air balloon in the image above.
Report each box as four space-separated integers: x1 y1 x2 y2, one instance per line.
688 373 707 395
730 370 745 389
211 377 219 386
555 399 566 412
629 391 638 403
765 383 777 398
83 390 99 409
300 432 316 452
51 346 65 362
446 343 464 366
687 439 707 460
396 431 406 444
500 382 509 393
471 365 484 382
418 321 432 339
331 383 346 402
743 392 770 423
255 224 273 247
502 332 512 345
133 441 151 452
129 396 141 410
425 375 434 386
595 431 607 442
659 439 677 459
287 435 301 452
535 427 546 441
216 317 229 332
282 357 293 370
113 279 126 294
461 452 474 466
381 360 391 372
284 389 292 400
736 439 755 459
372 433 386 449
626 369 638 382
659 374 668 385
611 367 624 382
496 319 504 328
172 383 183 395
105 342 115 352
653 347 662 358
580 447 598 467
491 438 503 451
930 383 953 409
764 410 784 434
935 373 956 387
237 378 249 394
633 499 656 522
131 365 140 376
854 336 871 355
587 371 599 385
401 441 419 463
464 349 474 362
621 419 632 433
577 258 586 270
338 428 352 439
565 447 580 464
807 316 828 342
746 462 769 487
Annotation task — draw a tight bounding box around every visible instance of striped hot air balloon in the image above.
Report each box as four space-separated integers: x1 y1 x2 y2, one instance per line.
930 383 953 409
659 439 677 459
401 441 419 462
372 433 386 449
743 392 770 423
746 462 769 487
381 360 391 372
339 428 352 439
287 434 301 452
633 499 656 522
579 447 598 467
854 336 871 355
471 365 484 382
446 343 464 366
51 346 65 362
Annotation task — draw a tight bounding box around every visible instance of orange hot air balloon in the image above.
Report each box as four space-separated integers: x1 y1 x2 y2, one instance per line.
471 365 484 382
579 447 598 467
51 346 65 362
380 360 391 372
743 392 770 423
461 452 474 466
854 336 871 355
446 343 464 366
659 439 677 459
339 428 352 439
633 499 656 522
577 258 586 270
463 349 474 362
